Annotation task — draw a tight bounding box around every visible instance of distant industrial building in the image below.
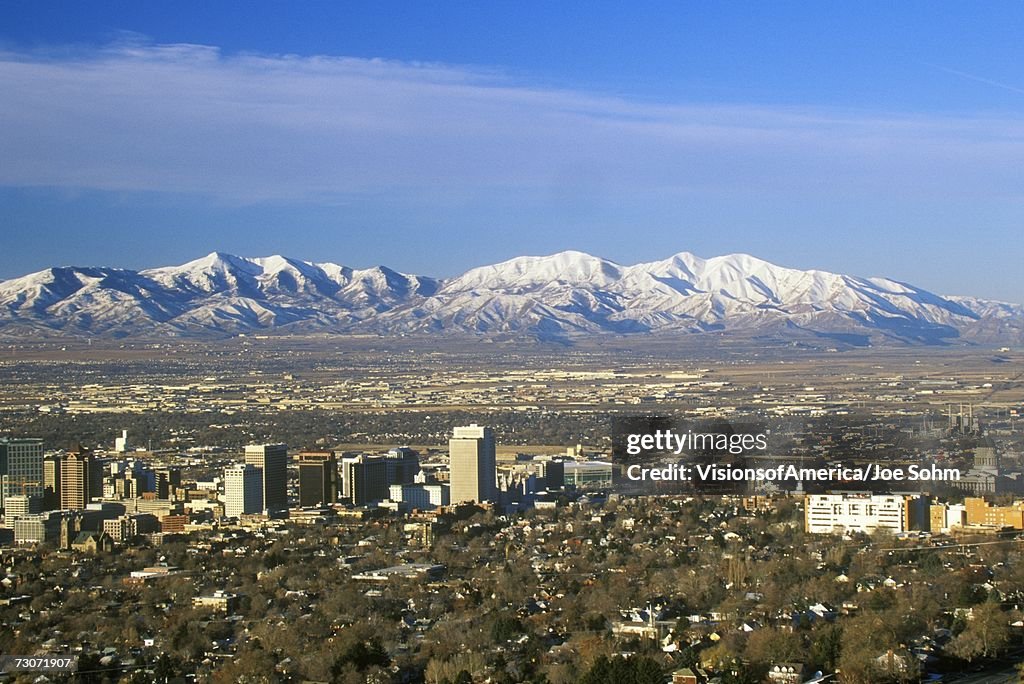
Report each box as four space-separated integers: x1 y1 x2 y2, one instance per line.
947 403 979 436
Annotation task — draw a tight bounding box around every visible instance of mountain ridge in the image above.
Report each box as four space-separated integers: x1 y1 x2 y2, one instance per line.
1 250 1021 345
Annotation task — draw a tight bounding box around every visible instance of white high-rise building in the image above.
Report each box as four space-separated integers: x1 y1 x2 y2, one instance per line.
224 464 263 518
449 424 496 504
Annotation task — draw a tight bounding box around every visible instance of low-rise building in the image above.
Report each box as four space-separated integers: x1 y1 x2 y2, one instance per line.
192 590 240 613
964 497 1024 529
352 563 445 582
805 493 928 534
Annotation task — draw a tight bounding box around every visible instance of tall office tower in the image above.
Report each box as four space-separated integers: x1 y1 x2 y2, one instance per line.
539 458 565 492
244 444 288 514
43 454 62 510
89 458 107 501
155 468 181 499
449 424 497 504
224 464 264 518
60 449 93 510
113 474 145 499
0 438 45 514
126 462 157 494
341 454 389 505
297 451 339 507
386 447 421 485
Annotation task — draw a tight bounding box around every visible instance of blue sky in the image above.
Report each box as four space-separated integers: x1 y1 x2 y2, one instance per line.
2 2 1024 301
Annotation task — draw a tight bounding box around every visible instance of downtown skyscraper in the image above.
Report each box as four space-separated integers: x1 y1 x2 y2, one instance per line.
60 448 93 511
244 443 288 514
0 438 44 516
224 463 264 518
297 451 338 507
449 424 496 504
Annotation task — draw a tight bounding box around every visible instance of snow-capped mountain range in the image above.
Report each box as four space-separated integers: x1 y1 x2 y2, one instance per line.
1 250 1021 345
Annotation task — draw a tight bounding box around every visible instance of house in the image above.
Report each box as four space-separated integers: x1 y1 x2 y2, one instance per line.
874 649 918 678
767 663 807 684
671 666 708 684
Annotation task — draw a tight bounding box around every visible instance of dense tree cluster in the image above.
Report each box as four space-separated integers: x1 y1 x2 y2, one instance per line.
1 496 1021 682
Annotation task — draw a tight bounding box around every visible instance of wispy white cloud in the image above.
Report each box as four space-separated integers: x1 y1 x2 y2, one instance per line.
924 61 1024 97
1 39 1023 203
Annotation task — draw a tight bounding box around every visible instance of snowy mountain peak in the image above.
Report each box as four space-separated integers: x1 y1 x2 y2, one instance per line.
446 250 622 293
1 250 1020 344
171 251 261 275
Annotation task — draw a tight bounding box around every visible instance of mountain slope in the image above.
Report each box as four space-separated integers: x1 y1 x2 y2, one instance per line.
0 250 1019 344
0 252 438 337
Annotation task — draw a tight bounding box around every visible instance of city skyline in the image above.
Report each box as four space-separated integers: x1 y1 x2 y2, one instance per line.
2 321 1024 680
2 4 1024 301
4 6 1024 681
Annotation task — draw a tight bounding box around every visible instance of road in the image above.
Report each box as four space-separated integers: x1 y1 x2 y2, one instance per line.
935 648 1024 683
